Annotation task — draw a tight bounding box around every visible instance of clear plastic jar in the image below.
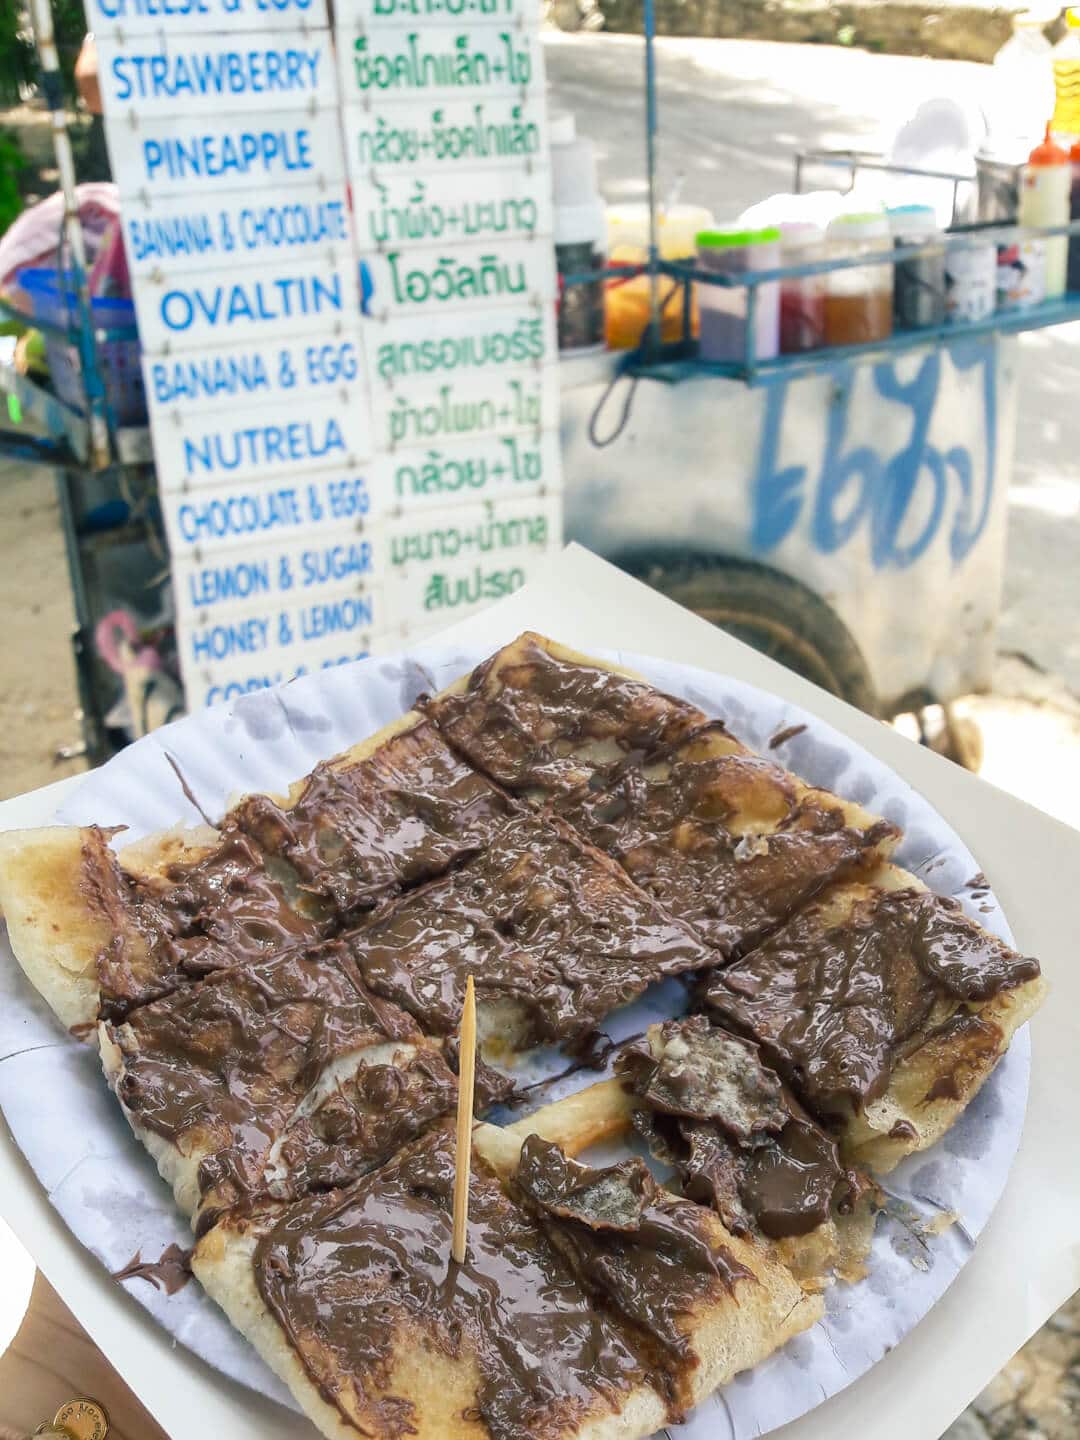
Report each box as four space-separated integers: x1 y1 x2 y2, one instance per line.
887 204 946 330
824 211 894 346
778 220 826 353
695 226 780 363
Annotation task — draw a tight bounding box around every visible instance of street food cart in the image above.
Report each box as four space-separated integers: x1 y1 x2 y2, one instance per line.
2 0 1077 768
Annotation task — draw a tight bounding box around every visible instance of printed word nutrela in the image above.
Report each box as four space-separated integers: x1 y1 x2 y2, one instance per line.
111 46 323 100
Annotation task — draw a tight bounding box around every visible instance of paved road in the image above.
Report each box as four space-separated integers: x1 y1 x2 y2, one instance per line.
546 32 1080 696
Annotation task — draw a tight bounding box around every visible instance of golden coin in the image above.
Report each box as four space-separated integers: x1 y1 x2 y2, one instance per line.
52 1399 109 1440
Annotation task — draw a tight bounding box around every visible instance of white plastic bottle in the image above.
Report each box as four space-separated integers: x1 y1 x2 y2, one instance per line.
988 11 1054 149
1019 125 1071 297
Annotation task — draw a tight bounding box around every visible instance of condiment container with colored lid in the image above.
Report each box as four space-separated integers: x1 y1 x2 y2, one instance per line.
1020 125 1070 296
694 225 780 364
887 203 946 330
1068 139 1080 290
824 211 893 346
605 204 715 349
777 219 825 354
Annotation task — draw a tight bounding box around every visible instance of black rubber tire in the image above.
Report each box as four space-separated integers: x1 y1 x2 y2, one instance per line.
615 552 881 717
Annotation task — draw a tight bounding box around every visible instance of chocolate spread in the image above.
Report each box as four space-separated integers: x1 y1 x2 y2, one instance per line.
108 946 456 1213
253 1128 653 1440
112 1243 192 1295
235 720 514 921
558 735 897 957
424 632 705 795
338 809 711 1046
81 723 513 1021
617 1018 860 1241
82 825 331 1019
702 887 1040 1120
513 1135 754 1412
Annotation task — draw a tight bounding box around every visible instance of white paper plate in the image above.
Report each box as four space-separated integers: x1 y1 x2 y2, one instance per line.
0 644 1032 1437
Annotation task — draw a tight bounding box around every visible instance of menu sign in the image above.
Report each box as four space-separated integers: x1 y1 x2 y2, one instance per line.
335 0 562 639
94 1 561 709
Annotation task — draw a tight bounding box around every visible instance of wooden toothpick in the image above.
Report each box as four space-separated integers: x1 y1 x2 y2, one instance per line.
451 974 477 1266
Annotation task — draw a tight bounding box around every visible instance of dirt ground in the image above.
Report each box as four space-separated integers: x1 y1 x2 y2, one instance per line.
0 458 86 800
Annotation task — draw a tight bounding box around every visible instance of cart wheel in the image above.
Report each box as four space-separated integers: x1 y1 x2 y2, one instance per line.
615 552 880 717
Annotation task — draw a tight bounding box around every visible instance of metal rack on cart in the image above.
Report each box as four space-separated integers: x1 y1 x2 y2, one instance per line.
554 0 1080 763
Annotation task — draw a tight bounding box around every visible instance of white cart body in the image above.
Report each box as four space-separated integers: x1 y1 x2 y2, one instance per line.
560 333 1018 713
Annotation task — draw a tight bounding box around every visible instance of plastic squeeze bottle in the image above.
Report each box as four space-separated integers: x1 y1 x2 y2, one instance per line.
1052 8 1080 141
1019 126 1070 297
1069 140 1080 290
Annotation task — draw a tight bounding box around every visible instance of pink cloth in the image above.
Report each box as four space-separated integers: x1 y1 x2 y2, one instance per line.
0 182 120 295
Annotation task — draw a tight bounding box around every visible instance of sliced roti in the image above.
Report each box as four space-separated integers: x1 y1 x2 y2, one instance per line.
701 863 1047 1171
233 716 514 922
0 822 329 1031
558 724 897 958
422 630 708 797
0 717 513 1033
613 1018 878 1289
193 1125 820 1440
98 944 457 1228
333 808 712 1055
423 633 898 956
495 1032 877 1295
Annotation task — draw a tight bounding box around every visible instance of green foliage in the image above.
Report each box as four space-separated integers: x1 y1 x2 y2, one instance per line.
0 127 26 234
0 0 88 106
0 1 36 105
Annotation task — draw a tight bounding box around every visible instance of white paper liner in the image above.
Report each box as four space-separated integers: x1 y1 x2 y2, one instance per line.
0 644 1032 1437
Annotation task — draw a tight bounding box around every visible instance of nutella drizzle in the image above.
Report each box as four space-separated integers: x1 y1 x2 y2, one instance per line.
112 1243 193 1295
234 720 513 921
108 946 457 1211
617 1018 862 1241
423 633 706 795
253 1129 654 1440
338 809 710 1047
558 736 898 958
253 1129 752 1439
702 887 1040 1120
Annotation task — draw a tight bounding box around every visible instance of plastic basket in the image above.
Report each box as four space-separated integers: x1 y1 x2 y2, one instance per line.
16 267 146 426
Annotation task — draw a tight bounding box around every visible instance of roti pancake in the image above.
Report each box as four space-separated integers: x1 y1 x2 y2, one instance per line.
0 821 329 1030
0 631 1047 1435
332 808 712 1055
422 631 708 797
0 718 512 1032
99 945 457 1227
193 1126 820 1440
496 1031 878 1294
701 863 1047 1170
424 633 899 956
233 717 514 922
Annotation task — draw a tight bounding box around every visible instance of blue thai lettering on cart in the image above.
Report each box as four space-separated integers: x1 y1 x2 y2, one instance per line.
750 341 997 571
